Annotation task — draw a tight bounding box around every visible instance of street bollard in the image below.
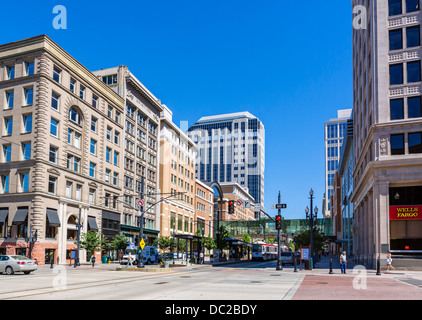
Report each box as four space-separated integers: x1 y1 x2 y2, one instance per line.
329 259 333 274
376 259 381 275
294 257 298 272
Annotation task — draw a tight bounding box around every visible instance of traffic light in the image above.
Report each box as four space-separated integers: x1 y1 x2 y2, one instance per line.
276 215 282 230
228 201 235 214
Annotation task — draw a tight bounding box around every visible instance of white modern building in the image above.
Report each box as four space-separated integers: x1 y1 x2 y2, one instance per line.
187 112 265 219
324 109 352 218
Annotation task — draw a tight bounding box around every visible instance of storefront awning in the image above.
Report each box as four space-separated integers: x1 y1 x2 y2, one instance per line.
46 208 61 227
0 208 8 226
88 216 98 230
12 207 28 225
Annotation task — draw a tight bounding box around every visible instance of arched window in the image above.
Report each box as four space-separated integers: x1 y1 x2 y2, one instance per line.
69 107 81 125
67 215 77 240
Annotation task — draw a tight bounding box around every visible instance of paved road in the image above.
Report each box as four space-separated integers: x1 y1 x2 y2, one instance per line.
0 257 421 301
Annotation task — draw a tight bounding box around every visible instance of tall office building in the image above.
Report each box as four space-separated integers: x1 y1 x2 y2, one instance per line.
188 112 265 219
351 0 422 268
324 109 352 218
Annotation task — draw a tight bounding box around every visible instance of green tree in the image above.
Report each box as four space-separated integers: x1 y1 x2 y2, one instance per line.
78 230 102 257
110 234 129 260
293 228 327 252
242 233 251 244
217 225 231 250
156 236 173 252
204 236 217 252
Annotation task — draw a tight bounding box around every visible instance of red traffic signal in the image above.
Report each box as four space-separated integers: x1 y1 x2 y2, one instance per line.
228 201 235 214
276 215 282 230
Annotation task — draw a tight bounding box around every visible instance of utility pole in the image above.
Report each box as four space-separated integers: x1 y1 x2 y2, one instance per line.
273 191 287 271
137 176 145 269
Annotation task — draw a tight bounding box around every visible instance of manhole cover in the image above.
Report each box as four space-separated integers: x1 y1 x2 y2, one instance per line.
316 282 328 285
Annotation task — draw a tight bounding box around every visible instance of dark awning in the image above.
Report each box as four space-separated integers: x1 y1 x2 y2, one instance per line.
0 208 8 226
88 216 98 230
46 208 61 227
12 207 28 225
102 210 120 221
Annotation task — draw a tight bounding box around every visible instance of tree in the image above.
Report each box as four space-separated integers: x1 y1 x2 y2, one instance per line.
293 228 327 253
110 234 129 260
217 225 231 250
204 236 217 252
242 233 251 244
78 230 102 258
156 236 173 252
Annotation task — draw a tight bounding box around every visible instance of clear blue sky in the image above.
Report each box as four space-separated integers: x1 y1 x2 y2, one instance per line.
0 0 353 219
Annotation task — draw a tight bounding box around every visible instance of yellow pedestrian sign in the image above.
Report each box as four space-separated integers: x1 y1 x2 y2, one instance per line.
139 239 145 250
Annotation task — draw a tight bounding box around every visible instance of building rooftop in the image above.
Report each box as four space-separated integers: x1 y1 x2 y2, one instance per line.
194 111 258 124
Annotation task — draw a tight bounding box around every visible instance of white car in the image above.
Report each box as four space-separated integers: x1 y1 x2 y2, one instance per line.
0 255 38 275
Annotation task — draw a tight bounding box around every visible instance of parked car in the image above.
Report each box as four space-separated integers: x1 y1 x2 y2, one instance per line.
280 252 295 266
0 255 38 275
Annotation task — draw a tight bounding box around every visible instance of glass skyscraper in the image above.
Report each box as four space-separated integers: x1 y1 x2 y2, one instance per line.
188 112 265 219
324 109 352 218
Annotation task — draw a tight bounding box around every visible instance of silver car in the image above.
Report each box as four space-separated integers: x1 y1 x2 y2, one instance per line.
0 255 38 275
280 252 295 266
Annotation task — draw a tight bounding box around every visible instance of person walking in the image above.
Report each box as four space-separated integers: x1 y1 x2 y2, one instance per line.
386 251 395 271
340 251 347 274
127 252 133 266
91 254 96 267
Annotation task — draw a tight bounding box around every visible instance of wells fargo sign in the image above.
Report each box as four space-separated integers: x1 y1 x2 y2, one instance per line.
389 205 422 220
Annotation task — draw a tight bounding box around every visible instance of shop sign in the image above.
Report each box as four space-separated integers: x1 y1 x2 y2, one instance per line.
389 205 422 220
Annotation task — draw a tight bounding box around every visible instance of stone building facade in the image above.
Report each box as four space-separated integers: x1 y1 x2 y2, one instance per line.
0 35 124 264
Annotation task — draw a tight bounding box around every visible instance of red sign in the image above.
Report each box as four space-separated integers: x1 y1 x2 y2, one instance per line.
389 205 422 220
138 199 144 207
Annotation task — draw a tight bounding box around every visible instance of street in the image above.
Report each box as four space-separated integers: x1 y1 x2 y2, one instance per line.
0 256 421 301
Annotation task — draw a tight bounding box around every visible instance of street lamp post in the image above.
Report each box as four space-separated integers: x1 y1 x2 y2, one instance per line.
305 189 318 269
74 204 83 268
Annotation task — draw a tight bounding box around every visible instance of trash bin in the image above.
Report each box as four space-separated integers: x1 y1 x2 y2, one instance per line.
102 256 108 264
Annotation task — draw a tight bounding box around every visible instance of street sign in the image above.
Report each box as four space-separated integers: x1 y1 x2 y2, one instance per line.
236 199 243 206
138 199 144 207
139 238 145 250
272 203 287 209
243 200 251 208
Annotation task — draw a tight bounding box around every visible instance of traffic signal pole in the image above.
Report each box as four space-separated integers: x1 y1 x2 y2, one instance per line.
276 191 283 271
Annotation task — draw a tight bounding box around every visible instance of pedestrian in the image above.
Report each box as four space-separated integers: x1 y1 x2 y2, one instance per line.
127 252 133 266
386 251 395 271
200 251 204 264
340 251 347 274
91 254 96 267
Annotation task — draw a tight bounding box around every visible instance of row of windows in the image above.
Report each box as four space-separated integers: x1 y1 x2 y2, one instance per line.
3 87 33 109
389 0 420 16
390 132 422 155
0 173 29 193
389 26 420 51
2 114 32 136
390 60 422 85
4 62 34 80
390 95 422 119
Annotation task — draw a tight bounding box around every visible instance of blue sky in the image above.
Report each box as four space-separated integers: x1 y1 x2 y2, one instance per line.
0 0 353 219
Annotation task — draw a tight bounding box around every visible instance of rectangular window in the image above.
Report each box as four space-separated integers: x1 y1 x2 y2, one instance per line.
390 64 403 85
50 118 59 137
25 62 34 76
49 146 58 164
406 0 420 13
48 176 57 194
1 175 9 193
113 173 118 186
3 145 11 162
6 91 14 109
113 151 119 166
90 139 97 155
391 99 404 120
66 182 72 198
24 88 33 105
408 96 422 118
23 115 32 133
21 142 31 160
89 162 96 178
114 132 120 145
89 188 95 204
4 117 12 136
106 127 112 141
92 95 98 108
75 185 82 201
51 93 60 111
407 61 421 83
70 78 76 93
53 66 61 83
389 29 403 50
106 147 111 163
20 173 29 192
79 85 85 100
391 133 405 155
91 117 97 133
407 26 420 48
105 169 111 183
389 0 402 16
7 66 15 80
409 132 422 153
